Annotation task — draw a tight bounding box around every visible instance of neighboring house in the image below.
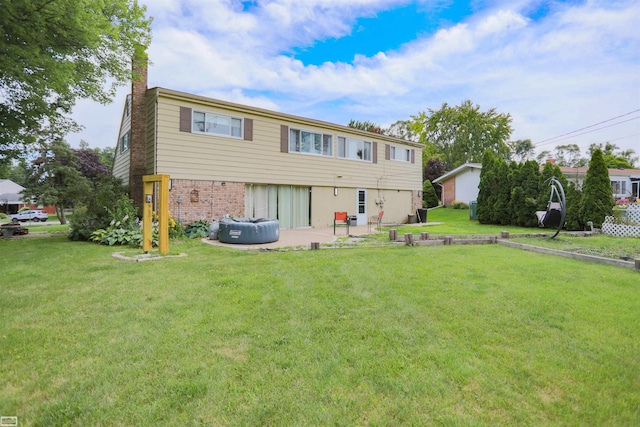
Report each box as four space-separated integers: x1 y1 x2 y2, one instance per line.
432 163 482 206
112 63 424 229
0 179 58 216
433 162 640 207
0 179 27 215
557 166 640 200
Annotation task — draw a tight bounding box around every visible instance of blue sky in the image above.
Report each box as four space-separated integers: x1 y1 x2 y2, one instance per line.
292 2 472 65
69 0 640 158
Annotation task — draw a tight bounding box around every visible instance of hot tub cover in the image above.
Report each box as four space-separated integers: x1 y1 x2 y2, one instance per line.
218 218 279 244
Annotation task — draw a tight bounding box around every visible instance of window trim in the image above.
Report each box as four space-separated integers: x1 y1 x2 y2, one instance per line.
119 131 130 153
611 180 627 195
389 145 411 162
288 128 333 157
192 109 243 139
337 136 372 162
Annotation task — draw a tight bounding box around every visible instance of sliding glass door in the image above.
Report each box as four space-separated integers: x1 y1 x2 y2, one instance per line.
245 184 310 229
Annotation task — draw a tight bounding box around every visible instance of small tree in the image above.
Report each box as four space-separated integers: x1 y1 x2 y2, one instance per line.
564 182 583 231
477 151 498 224
68 176 133 241
423 180 439 208
579 149 615 228
509 161 540 227
492 160 511 225
22 140 91 224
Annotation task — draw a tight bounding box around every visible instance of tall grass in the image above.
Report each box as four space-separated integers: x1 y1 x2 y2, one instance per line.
1 237 638 425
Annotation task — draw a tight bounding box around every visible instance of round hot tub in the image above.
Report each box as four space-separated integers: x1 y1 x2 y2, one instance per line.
217 218 279 244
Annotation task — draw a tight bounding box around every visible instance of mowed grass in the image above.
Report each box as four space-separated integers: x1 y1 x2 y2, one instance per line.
387 207 544 236
511 234 640 260
1 237 639 425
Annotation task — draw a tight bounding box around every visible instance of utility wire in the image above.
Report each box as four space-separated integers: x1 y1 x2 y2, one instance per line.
533 109 640 147
535 116 640 148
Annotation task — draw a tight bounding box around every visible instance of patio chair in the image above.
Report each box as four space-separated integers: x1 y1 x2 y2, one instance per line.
368 210 384 232
333 211 349 235
535 177 566 239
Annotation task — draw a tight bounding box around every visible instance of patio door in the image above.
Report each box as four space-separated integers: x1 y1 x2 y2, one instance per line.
245 184 310 229
356 189 367 225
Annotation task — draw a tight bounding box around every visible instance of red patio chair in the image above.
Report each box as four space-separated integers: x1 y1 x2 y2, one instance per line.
368 210 384 232
333 211 349 235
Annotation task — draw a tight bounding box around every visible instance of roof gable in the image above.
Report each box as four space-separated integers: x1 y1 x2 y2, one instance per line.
432 163 482 183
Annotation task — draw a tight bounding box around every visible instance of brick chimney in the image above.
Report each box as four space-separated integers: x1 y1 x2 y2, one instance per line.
546 156 557 166
129 49 148 210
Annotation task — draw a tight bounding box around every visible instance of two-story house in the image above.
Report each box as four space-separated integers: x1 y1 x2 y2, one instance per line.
112 63 424 229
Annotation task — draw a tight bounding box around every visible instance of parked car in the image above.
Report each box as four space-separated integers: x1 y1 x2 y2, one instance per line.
11 209 49 222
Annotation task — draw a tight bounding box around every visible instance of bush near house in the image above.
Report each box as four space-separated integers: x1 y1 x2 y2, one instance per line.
422 180 439 208
580 149 615 228
477 151 584 231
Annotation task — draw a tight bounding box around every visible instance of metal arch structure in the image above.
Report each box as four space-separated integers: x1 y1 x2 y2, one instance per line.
535 177 566 239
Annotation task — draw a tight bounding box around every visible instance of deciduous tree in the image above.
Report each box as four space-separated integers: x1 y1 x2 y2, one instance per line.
408 100 512 171
553 144 586 167
22 140 91 224
510 139 535 163
0 0 151 158
588 142 637 168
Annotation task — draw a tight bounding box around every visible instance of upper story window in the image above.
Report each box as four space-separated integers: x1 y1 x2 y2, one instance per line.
390 146 411 162
119 132 130 153
289 129 332 156
193 110 242 138
337 137 371 161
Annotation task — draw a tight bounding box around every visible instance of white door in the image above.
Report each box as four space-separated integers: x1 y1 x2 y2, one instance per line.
356 189 367 225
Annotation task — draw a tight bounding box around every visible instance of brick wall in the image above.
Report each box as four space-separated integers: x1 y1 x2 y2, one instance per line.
129 51 148 209
168 179 245 224
442 178 456 206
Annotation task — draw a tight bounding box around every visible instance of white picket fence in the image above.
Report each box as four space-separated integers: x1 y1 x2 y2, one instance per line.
602 203 640 238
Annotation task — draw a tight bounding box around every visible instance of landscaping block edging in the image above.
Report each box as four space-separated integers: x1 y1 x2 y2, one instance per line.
387 229 639 271
112 252 188 262
497 240 638 270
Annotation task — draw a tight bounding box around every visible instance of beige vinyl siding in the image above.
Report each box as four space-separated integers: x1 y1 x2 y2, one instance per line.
145 95 156 174
112 97 132 183
153 93 422 191
311 186 411 227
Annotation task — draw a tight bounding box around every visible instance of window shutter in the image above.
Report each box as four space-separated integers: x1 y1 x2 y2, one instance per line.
372 142 378 164
280 125 289 152
179 107 191 132
385 144 390 160
411 149 415 163
244 118 253 141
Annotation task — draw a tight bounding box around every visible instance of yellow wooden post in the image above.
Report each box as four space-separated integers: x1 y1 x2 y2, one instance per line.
158 174 169 255
142 179 154 253
142 174 170 255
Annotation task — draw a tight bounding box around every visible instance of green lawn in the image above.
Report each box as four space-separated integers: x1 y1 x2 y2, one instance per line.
1 236 639 425
387 207 544 235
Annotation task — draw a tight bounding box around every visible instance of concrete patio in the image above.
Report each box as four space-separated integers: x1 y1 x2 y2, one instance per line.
202 224 385 250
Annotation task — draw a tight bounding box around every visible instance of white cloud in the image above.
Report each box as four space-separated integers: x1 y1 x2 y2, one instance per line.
68 0 640 156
